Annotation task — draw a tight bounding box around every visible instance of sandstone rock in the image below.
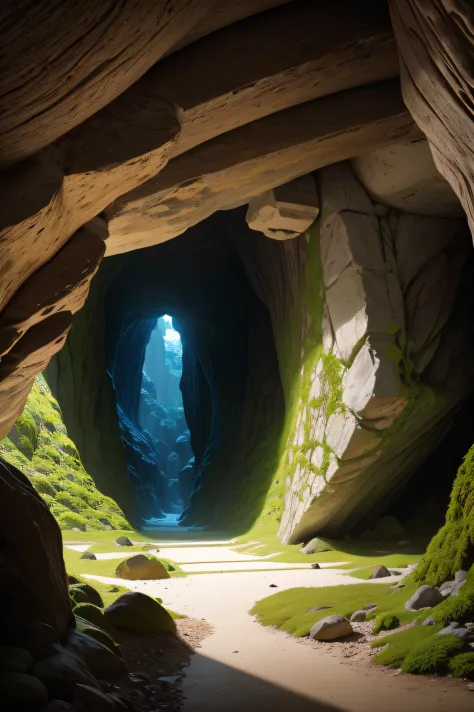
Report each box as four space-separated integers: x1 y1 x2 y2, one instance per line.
115 554 169 581
80 551 97 560
246 176 319 240
350 610 367 622
404 585 444 611
65 630 126 680
0 646 33 674
0 672 48 708
69 584 103 609
300 538 332 554
105 592 176 635
114 536 133 547
310 615 353 641
370 565 391 579
34 643 98 702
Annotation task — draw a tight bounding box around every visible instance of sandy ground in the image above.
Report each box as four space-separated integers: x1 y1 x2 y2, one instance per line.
84 563 473 712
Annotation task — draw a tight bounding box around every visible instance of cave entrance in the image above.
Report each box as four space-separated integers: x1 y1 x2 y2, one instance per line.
139 315 194 525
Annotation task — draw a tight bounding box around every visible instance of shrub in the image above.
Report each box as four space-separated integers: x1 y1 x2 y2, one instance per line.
449 652 474 680
57 512 88 531
402 635 465 675
373 613 400 634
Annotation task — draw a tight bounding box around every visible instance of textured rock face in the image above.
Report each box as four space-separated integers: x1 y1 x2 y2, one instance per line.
273 162 474 543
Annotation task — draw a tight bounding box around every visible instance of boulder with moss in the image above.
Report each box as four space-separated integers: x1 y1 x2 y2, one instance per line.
401 634 466 675
69 584 103 609
372 613 400 634
0 374 130 532
65 630 126 680
115 554 170 581
73 606 114 637
449 652 474 680
105 592 176 635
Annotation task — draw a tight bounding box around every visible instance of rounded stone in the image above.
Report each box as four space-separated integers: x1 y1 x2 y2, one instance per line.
0 672 48 708
404 585 444 611
350 610 366 622
310 615 353 641
105 592 176 635
0 645 33 674
114 536 133 547
115 554 169 581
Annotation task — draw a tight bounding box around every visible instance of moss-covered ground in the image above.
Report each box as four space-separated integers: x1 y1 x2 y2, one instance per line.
0 375 130 531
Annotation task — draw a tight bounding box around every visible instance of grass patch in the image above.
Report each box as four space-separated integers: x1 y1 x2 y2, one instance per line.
372 613 400 634
402 634 465 674
449 652 474 680
251 580 418 637
371 626 441 667
63 547 185 582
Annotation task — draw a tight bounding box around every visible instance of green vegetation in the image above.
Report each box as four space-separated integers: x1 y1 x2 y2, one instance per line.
73 603 114 636
449 652 474 680
372 613 400 634
251 580 418 637
371 626 440 667
430 566 474 625
402 634 465 675
62 546 184 581
349 567 379 580
105 592 176 635
416 442 474 585
0 374 130 531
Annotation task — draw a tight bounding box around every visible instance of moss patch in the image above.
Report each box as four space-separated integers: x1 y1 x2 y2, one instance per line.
372 613 400 634
449 652 474 680
371 626 440 667
402 634 465 675
0 374 130 531
430 566 474 625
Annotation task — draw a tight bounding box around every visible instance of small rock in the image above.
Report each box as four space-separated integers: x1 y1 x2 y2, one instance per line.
80 552 97 560
422 616 436 626
363 604 378 612
0 646 33 674
350 610 366 623
390 583 405 590
370 565 391 579
129 672 152 684
109 588 119 593
158 675 180 684
438 626 474 641
455 570 468 584
404 585 444 611
441 586 454 598
114 536 133 547
306 606 332 613
310 615 353 641
105 592 176 635
269 584 278 588
0 672 48 708
390 570 401 576
311 563 320 570
453 579 467 596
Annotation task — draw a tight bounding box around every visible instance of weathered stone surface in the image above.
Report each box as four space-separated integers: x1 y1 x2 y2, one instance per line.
115 555 169 581
405 585 444 611
246 176 319 240
310 615 353 641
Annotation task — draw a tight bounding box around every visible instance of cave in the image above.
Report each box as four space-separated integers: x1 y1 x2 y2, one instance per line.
1 2 474 710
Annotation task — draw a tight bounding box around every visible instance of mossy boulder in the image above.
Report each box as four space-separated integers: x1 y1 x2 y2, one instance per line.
115 554 170 581
104 592 176 635
69 583 103 609
65 630 126 680
74 619 118 656
401 634 466 675
73 604 114 636
114 536 133 547
300 538 332 554
449 652 474 680
372 613 400 634
430 567 474 625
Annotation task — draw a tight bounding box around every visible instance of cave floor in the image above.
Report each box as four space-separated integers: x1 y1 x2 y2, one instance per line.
82 542 474 712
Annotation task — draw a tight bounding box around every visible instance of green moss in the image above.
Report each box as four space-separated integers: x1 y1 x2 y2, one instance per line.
430 568 474 625
449 652 474 680
402 635 465 675
73 603 114 636
74 619 120 656
57 512 88 531
104 593 176 636
416 443 474 585
17 435 34 460
371 626 439 667
69 583 104 608
32 474 56 497
372 613 400 634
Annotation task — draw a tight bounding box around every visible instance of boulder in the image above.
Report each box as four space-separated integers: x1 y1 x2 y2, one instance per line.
69 584 103 609
350 610 367 622
105 592 176 635
114 536 133 547
310 615 353 641
115 554 170 581
73 605 114 636
74 619 118 654
80 552 97 560
67 574 82 585
300 538 332 554
25 622 59 661
370 565 391 579
0 646 33 674
0 672 48 708
33 643 98 702
363 604 378 612
65 630 126 679
74 683 118 712
404 585 444 611
311 563 321 570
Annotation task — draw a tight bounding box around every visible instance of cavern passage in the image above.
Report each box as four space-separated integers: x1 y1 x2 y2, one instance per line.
1 1 474 709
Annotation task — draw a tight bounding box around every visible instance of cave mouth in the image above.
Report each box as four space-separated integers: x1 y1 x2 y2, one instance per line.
139 315 195 525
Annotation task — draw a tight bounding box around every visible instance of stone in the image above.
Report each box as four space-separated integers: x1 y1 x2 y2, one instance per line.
33 643 98 702
438 627 474 642
300 538 332 554
115 554 170 581
0 646 33 674
105 592 176 635
246 176 319 240
45 703 73 712
80 551 97 560
69 584 103 609
363 604 378 612
350 610 367 622
404 585 444 611
453 580 467 596
73 683 118 712
455 570 468 584
311 563 321 570
422 616 436 626
310 615 353 641
370 565 391 579
26 622 59 661
306 606 332 613
0 672 48 708
65 630 126 680
440 580 455 592
114 536 133 547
